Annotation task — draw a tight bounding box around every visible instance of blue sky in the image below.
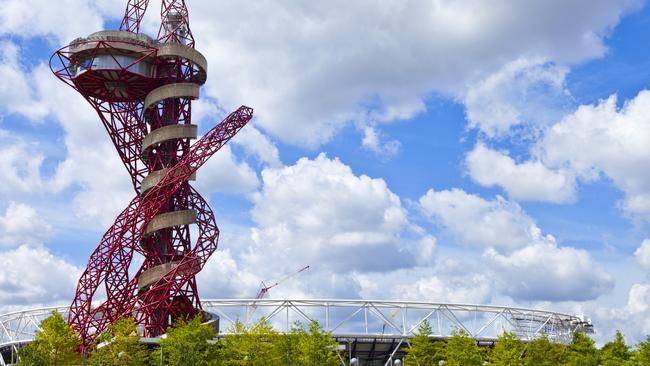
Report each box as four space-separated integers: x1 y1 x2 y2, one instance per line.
2 0 650 344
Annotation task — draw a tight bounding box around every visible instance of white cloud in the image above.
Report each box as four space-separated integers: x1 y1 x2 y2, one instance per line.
390 274 492 305
248 153 412 276
485 243 613 301
197 154 432 301
539 92 650 220
419 188 545 251
193 144 260 195
0 42 48 120
591 282 650 343
634 239 650 269
0 137 46 197
361 125 401 156
419 187 613 301
232 126 282 168
0 0 116 43
466 143 576 203
189 0 639 147
0 245 80 305
464 58 571 138
0 202 52 247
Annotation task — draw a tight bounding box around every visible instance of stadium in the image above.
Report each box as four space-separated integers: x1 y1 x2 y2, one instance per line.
0 299 593 365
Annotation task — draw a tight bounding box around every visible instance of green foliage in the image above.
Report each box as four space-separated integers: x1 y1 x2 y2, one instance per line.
488 332 524 366
275 323 302 366
564 332 597 366
599 330 632 366
632 335 650 365
403 320 444 366
294 320 340 366
17 312 82 366
522 336 565 366
443 328 484 366
157 315 218 366
88 317 150 366
219 318 282 366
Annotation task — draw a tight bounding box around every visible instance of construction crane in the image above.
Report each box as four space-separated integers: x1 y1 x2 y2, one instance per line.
256 265 310 299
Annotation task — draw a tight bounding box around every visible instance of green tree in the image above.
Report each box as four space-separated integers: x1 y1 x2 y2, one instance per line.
599 330 632 366
565 332 597 366
275 323 302 366
157 315 218 366
632 335 650 365
17 312 82 366
522 336 565 366
443 328 483 366
295 320 340 366
88 317 150 366
488 332 524 366
219 318 282 366
403 320 444 366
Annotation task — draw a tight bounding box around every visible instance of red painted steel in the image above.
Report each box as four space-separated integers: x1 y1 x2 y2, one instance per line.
120 0 150 33
49 0 252 347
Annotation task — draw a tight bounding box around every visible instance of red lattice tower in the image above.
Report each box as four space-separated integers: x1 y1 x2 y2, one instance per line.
49 0 253 347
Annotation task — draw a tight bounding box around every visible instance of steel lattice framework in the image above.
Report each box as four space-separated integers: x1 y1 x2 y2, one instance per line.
0 300 593 366
49 0 253 347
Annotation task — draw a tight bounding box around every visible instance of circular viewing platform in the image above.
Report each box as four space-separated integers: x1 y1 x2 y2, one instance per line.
50 30 208 102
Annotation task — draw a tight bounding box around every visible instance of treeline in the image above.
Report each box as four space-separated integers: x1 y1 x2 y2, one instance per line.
14 313 650 365
405 320 650 365
17 312 341 366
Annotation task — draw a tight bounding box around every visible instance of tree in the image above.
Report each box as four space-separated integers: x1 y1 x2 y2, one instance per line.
443 328 484 366
599 330 632 366
275 323 302 366
488 332 524 366
632 336 650 365
88 317 149 366
565 332 597 366
219 318 282 366
403 320 444 366
295 320 340 366
17 312 82 366
157 315 218 366
522 336 565 366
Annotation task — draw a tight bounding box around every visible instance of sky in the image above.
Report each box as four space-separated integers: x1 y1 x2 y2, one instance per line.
1 0 650 344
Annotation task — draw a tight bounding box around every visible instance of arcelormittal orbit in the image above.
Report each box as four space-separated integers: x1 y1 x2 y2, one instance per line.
49 0 253 347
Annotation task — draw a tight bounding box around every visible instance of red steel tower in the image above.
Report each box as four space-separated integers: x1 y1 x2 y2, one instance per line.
49 0 253 346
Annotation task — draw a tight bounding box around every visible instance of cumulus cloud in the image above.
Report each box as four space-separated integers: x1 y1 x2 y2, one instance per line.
189 0 639 147
197 154 435 301
464 58 571 138
419 188 544 251
419 187 612 301
0 0 119 43
0 137 47 197
390 274 492 305
635 239 650 269
466 143 576 203
539 92 650 220
0 202 52 247
0 245 80 306
361 125 401 156
193 144 260 195
485 243 613 301
0 42 48 120
232 126 282 168
248 153 412 275
591 283 650 343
